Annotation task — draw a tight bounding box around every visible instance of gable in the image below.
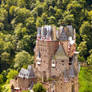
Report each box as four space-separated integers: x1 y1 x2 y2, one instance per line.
54 45 68 60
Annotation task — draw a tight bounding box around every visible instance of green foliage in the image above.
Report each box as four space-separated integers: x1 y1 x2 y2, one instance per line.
1 52 10 62
0 86 2 92
22 90 30 92
36 17 43 27
33 83 46 92
63 14 74 25
14 50 32 68
79 21 92 60
0 74 3 84
87 51 92 65
88 10 92 21
48 16 56 25
6 69 18 83
80 21 91 36
78 56 85 62
78 41 87 57
2 84 11 92
0 8 8 22
79 67 92 92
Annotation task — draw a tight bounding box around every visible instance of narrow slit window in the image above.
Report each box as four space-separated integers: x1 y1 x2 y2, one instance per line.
52 60 55 68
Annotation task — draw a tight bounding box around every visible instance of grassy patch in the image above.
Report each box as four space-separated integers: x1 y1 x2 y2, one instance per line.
79 66 92 92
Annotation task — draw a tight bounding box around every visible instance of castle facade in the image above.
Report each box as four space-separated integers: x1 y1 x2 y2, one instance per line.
34 25 79 92
10 25 80 92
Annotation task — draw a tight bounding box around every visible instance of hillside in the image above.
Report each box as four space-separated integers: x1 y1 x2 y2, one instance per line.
0 0 92 92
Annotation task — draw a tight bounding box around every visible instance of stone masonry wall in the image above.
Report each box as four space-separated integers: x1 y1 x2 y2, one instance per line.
34 40 59 79
51 59 69 77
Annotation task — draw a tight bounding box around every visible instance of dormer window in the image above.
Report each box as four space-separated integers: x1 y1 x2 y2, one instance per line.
52 60 55 68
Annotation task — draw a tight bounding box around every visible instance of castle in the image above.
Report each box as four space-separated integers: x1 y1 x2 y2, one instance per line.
10 25 80 92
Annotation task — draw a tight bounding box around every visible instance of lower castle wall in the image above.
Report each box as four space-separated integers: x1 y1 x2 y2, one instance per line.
51 59 69 77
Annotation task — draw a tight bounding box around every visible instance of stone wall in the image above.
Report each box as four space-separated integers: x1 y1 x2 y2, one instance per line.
51 59 69 77
34 40 59 79
10 77 36 91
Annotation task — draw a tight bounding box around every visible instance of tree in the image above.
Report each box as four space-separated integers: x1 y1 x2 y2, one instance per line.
33 83 46 92
36 17 43 27
87 54 92 65
78 41 87 58
48 16 56 25
17 0 26 8
6 69 18 83
0 8 8 22
78 56 85 62
80 21 92 50
62 14 74 25
41 13 48 25
1 52 10 64
88 10 92 21
80 21 92 36
14 50 32 68
0 74 3 84
87 50 92 65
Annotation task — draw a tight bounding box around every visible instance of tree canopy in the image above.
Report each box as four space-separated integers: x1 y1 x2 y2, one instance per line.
33 83 46 92
14 50 32 68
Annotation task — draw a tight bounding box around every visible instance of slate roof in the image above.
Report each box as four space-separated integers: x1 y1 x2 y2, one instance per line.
18 65 35 79
67 25 74 39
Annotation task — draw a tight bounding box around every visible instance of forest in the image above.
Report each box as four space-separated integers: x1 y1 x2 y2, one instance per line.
0 0 92 92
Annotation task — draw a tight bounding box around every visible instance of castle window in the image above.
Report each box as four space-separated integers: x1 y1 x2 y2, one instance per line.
15 77 17 80
52 60 55 68
62 60 64 62
36 51 41 65
69 57 73 65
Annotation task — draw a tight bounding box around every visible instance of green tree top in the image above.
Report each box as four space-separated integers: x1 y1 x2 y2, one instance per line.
6 69 18 83
33 83 46 92
14 50 32 68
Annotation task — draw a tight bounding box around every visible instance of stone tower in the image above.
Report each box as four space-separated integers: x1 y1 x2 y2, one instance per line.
34 25 79 92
